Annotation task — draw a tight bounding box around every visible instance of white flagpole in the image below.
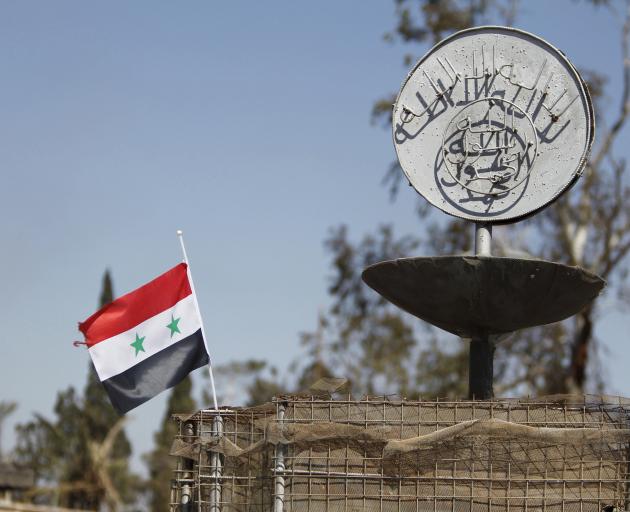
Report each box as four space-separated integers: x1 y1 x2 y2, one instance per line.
177 230 219 411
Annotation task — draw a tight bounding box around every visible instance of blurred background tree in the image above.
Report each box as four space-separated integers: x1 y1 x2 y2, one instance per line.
208 360 286 407
0 401 17 461
214 0 630 403
14 271 140 510
8 3 630 509
325 0 630 398
145 375 196 512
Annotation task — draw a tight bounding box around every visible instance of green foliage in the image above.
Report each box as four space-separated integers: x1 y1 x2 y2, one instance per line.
209 360 286 407
414 338 469 398
389 0 518 45
295 225 466 398
362 0 630 397
145 376 196 512
214 0 630 406
0 401 17 420
313 225 419 396
99 270 114 308
15 270 140 509
295 316 334 392
0 401 17 459
15 387 96 508
84 269 137 505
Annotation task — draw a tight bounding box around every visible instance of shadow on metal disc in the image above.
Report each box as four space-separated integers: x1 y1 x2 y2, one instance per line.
362 256 605 338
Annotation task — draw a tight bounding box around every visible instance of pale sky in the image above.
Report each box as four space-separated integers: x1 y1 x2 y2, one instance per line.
0 1 628 475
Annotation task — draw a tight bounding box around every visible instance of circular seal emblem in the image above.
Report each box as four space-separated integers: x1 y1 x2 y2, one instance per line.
393 26 594 223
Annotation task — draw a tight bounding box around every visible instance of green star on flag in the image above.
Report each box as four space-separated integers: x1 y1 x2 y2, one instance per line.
166 315 181 338
130 333 146 356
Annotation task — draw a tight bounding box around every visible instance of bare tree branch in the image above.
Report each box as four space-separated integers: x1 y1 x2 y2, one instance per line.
590 1 630 171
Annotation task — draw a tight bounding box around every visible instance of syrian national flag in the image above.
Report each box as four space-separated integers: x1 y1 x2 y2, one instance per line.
78 263 209 414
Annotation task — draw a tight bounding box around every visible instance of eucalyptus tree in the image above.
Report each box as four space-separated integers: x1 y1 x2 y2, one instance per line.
302 0 630 397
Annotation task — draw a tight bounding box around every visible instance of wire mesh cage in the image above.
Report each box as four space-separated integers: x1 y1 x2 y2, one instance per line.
170 395 630 512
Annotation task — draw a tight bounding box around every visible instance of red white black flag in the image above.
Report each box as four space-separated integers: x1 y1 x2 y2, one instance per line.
78 263 209 414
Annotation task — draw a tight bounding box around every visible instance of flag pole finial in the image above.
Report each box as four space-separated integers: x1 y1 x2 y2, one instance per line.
177 230 189 264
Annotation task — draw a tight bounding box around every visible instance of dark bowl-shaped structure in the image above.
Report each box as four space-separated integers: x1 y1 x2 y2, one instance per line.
362 256 605 338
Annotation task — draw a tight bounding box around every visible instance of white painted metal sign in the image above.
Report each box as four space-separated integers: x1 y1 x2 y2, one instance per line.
393 26 594 223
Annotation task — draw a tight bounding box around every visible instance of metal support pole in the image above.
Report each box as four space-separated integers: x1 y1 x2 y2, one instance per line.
273 404 286 512
209 415 223 512
180 422 195 511
469 222 494 399
474 223 492 256
468 337 495 399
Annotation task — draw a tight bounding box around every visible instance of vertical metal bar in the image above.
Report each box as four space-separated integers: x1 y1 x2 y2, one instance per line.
196 416 203 512
292 397 296 510
469 337 495 399
274 404 286 512
468 223 494 399
489 462 493 512
344 440 349 512
524 466 529 512
580 460 584 512
327 443 332 512
433 460 438 512
346 399 351 512
181 421 195 511
328 400 332 512
247 410 255 512
543 467 547 512
507 462 511 512
452 460 457 512
400 401 405 485
597 457 603 512
470 461 475 512
416 401 420 512
209 414 223 512
172 419 184 510
561 440 566 512
580 404 585 512
474 223 492 257
308 397 314 512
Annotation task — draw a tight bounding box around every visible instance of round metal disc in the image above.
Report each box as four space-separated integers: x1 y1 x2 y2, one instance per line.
362 256 605 338
393 26 594 223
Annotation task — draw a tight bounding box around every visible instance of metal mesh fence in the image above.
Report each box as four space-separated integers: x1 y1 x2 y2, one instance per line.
170 396 630 512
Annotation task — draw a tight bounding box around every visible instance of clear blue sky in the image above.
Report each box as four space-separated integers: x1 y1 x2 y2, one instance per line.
0 1 628 475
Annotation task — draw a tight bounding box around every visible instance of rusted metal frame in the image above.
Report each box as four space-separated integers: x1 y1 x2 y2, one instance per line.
178 397 630 511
